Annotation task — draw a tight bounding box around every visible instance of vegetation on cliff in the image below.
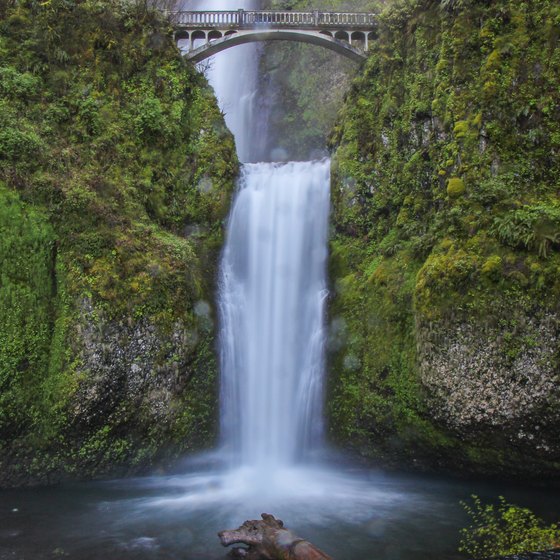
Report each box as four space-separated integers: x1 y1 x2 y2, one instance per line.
328 0 560 478
0 0 238 486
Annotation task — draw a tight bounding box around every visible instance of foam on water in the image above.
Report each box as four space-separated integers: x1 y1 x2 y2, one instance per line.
142 466 411 518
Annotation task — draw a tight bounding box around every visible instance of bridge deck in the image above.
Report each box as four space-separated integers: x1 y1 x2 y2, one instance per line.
172 10 376 30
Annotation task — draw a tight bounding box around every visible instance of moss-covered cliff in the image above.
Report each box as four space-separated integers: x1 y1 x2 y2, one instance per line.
329 0 560 479
0 0 238 486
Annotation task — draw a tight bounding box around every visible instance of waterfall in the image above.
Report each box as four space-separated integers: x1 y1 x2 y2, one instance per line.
186 0 264 162
219 161 330 469
187 2 331 475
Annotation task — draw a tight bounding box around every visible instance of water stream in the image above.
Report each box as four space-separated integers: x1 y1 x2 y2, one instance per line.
186 0 265 162
1 468 559 560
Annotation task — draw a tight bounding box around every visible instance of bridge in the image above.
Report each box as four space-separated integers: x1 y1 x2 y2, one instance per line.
171 10 377 63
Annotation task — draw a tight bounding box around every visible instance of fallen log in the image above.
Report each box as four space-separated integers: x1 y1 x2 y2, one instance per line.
218 513 333 560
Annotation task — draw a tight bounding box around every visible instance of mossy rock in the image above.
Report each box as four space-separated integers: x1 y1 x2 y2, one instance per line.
0 0 238 487
447 177 466 198
328 0 560 480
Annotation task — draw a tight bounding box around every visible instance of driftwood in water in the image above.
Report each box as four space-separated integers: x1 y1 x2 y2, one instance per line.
218 513 333 560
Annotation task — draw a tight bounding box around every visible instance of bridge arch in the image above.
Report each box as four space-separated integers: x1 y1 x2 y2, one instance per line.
191 29 206 48
183 29 367 64
334 30 349 42
208 30 223 41
172 9 376 64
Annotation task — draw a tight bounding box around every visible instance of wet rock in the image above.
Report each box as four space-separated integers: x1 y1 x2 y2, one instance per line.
418 311 560 460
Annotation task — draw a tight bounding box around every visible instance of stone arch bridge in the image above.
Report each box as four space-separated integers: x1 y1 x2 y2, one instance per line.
171 10 377 63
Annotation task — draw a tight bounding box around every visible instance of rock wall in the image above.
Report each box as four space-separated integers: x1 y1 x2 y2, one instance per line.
258 0 381 160
328 0 560 479
0 0 238 486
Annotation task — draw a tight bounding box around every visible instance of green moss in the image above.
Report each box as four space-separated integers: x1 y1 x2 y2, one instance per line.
328 0 560 478
483 80 499 97
481 255 502 277
472 111 483 129
484 49 501 72
447 177 466 197
0 0 237 486
0 184 55 441
453 120 470 139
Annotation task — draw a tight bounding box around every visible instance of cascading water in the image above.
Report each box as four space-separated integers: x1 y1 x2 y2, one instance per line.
187 0 331 474
186 0 264 162
219 160 330 469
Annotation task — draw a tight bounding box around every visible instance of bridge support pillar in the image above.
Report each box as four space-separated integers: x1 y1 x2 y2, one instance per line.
238 8 245 25
313 10 319 26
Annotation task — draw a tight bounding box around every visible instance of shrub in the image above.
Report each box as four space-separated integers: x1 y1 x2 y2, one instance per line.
0 127 44 163
459 496 560 559
491 205 560 258
134 95 165 140
0 66 41 99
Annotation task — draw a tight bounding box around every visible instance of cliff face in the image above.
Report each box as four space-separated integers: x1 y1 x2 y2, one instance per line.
0 0 238 486
328 0 560 478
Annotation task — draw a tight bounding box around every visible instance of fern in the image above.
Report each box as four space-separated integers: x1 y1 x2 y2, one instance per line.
491 204 560 258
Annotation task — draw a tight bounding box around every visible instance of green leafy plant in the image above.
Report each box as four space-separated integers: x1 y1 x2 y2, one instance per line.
459 496 560 559
492 205 560 258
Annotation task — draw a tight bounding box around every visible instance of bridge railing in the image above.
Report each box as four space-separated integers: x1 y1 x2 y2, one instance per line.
317 12 376 26
172 10 376 29
174 10 239 26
